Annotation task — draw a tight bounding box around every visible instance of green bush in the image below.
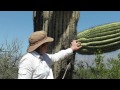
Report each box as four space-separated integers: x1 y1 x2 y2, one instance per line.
73 50 120 79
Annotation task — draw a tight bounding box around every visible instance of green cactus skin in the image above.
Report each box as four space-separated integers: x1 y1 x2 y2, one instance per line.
77 22 120 39
77 22 120 55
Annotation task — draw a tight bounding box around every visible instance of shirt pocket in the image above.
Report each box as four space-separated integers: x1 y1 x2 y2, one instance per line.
33 64 50 79
33 69 45 79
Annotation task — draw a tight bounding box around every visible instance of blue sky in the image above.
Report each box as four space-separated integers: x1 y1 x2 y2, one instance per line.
0 11 33 54
0 11 120 56
77 11 120 32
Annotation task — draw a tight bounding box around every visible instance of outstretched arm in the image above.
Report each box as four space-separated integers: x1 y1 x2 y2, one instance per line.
48 40 82 64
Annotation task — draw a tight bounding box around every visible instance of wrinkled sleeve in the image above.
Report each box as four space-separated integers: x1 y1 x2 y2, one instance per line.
18 58 33 79
48 48 73 64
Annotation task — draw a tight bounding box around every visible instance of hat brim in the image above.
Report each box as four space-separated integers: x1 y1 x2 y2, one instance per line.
27 37 54 53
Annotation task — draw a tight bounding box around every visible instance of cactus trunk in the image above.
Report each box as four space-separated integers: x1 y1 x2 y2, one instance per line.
33 11 80 79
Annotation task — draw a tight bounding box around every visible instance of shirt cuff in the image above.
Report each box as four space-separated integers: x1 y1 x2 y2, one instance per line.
66 48 73 54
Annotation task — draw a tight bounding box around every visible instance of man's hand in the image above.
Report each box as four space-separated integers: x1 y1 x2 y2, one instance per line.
70 40 82 51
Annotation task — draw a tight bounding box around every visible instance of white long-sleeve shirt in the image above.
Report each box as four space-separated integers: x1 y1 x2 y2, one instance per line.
18 48 73 79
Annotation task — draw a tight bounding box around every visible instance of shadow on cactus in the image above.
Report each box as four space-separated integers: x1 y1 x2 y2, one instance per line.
77 22 120 55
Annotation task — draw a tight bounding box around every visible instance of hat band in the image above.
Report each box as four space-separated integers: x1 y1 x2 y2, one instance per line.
30 36 48 46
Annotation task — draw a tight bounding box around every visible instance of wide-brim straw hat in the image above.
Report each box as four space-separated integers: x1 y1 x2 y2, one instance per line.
27 31 54 52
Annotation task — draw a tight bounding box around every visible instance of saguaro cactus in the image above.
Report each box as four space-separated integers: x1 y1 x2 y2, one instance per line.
33 11 80 79
77 22 120 54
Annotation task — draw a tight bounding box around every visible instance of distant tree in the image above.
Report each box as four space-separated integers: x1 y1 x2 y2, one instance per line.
0 38 23 79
